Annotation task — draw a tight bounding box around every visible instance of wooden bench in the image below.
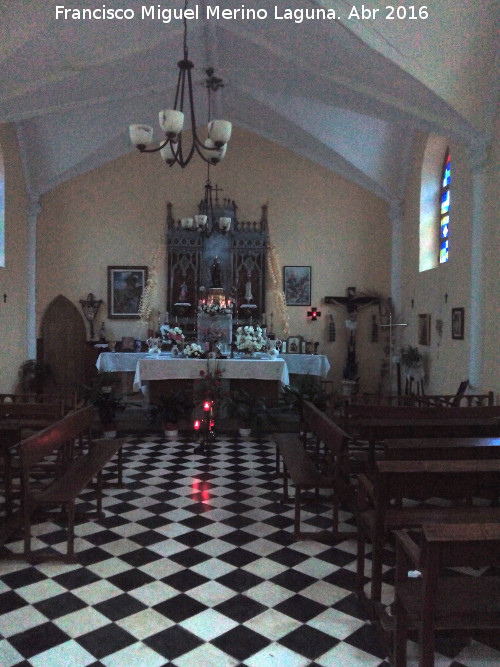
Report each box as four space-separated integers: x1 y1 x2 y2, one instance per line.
345 404 500 423
383 436 500 461
347 391 494 408
355 459 500 607
343 405 500 464
393 523 500 667
274 400 354 541
0 401 66 431
9 406 125 562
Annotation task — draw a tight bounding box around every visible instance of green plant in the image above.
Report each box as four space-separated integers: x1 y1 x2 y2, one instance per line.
223 389 267 435
400 345 423 369
81 373 125 425
150 391 194 426
278 374 329 415
18 359 53 393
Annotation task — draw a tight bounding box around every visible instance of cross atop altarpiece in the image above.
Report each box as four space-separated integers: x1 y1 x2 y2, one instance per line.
324 288 380 382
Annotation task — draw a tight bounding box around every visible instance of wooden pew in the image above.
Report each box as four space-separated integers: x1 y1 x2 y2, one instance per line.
355 459 500 608
393 523 500 667
384 436 500 461
344 405 500 464
2 406 125 562
273 400 354 541
348 390 494 408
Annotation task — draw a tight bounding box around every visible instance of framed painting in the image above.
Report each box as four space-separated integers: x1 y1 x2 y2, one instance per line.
286 335 303 354
283 266 311 306
451 307 464 340
107 266 148 319
418 313 431 346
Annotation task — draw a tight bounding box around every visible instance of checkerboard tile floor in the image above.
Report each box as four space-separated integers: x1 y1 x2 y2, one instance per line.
1 433 499 666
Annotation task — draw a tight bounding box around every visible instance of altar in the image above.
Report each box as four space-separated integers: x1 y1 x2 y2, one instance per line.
132 356 289 400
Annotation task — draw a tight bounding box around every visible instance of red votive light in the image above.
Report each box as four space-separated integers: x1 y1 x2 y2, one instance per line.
193 420 201 430
203 401 211 411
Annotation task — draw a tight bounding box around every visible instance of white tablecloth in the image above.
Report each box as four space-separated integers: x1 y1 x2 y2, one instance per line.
132 357 289 392
96 352 150 373
278 354 330 378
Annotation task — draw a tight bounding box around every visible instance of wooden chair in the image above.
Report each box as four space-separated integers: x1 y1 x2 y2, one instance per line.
393 523 500 667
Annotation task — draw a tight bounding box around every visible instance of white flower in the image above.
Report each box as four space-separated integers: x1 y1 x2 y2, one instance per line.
184 343 203 358
235 325 266 352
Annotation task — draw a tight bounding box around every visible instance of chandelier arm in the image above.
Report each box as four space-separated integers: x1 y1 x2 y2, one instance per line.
139 138 171 154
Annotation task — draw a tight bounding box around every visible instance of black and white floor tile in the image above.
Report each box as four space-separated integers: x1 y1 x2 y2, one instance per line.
1 433 499 666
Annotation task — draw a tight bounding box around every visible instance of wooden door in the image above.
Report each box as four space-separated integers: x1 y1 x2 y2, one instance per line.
40 295 87 396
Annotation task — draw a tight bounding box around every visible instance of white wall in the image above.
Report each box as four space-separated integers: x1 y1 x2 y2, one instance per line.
0 124 29 393
35 127 391 392
400 124 499 397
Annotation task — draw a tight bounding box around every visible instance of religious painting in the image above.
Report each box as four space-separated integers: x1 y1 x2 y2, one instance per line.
451 307 464 340
107 266 148 319
418 313 431 346
283 266 311 306
287 336 303 354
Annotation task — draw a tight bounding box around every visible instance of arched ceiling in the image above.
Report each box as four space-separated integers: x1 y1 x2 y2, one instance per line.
0 0 497 201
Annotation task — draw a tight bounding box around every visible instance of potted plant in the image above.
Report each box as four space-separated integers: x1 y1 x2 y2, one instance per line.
18 359 53 394
223 389 267 438
150 390 194 439
81 372 125 437
400 345 423 371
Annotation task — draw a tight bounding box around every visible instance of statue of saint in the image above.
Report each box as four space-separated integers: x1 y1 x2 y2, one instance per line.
211 256 222 288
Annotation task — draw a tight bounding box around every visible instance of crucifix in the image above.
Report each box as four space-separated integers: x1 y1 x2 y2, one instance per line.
380 312 408 394
324 287 379 381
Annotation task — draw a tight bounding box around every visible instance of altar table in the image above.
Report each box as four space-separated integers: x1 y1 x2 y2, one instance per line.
96 352 149 373
278 354 330 378
132 357 289 393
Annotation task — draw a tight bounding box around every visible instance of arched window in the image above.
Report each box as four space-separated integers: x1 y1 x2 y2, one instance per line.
439 149 450 263
0 144 4 267
419 134 448 272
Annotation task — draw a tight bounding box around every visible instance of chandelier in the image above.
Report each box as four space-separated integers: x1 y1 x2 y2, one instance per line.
129 0 231 168
180 165 233 237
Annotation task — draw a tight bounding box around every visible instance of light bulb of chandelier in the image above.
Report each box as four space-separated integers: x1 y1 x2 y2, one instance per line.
160 141 177 165
219 217 231 232
159 109 184 139
202 138 226 164
208 120 232 147
129 124 153 150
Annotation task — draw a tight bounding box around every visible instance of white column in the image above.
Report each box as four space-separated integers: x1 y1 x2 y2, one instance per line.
27 195 41 359
389 197 404 309
467 138 489 390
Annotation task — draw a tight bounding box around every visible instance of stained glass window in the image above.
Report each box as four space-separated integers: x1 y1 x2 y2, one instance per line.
439 149 450 263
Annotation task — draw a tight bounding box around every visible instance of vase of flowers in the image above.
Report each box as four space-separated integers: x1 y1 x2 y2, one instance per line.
235 325 266 356
184 343 204 358
160 325 185 351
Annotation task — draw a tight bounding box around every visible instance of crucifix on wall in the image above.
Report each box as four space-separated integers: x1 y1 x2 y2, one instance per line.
324 287 379 381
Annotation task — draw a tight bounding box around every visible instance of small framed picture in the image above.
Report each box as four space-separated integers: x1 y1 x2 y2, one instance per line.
305 341 314 354
283 266 311 306
108 266 148 319
451 307 464 340
287 335 303 354
418 313 431 346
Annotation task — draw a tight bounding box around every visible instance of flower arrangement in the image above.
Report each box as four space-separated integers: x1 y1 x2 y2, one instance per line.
198 303 228 316
235 325 266 353
196 363 226 402
183 343 204 358
161 325 185 343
